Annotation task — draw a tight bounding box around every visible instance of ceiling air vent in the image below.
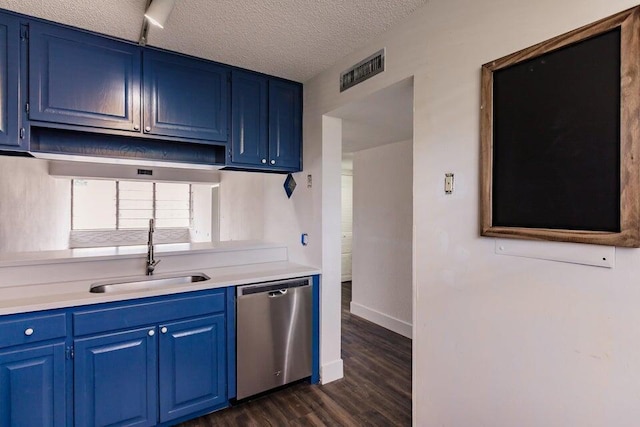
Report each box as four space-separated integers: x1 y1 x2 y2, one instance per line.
340 49 385 92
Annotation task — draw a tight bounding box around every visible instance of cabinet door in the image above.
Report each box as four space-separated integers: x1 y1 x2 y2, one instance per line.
0 343 66 427
159 314 226 423
29 22 141 131
230 70 268 166
74 327 157 427
268 80 302 170
0 14 20 149
143 50 229 142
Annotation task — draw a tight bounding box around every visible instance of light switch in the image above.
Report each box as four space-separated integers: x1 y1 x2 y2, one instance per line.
445 173 454 194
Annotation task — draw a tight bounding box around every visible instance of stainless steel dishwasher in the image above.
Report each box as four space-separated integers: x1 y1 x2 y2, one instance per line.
236 277 312 400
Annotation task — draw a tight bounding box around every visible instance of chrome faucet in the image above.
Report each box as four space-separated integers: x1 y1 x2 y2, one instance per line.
146 218 160 275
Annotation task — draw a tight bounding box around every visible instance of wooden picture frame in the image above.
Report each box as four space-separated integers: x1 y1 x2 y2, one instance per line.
480 6 640 247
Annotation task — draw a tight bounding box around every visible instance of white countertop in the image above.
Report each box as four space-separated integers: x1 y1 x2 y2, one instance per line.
0 261 320 316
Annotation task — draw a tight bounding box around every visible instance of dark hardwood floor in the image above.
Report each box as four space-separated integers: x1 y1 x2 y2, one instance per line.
180 281 412 426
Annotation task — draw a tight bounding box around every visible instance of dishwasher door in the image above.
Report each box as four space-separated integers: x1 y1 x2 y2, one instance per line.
236 277 312 400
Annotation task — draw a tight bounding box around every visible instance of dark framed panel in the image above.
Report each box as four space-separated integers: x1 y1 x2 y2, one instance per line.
480 6 640 247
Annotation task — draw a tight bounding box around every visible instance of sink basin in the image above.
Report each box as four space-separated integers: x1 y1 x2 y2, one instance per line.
90 274 210 293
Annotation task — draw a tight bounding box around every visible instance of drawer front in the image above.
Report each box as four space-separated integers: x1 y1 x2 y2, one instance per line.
0 313 67 348
73 290 225 337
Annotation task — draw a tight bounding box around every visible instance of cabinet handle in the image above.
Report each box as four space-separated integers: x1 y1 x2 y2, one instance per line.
261 159 267 164
144 126 151 132
161 327 168 334
148 329 155 337
270 160 276 165
24 328 34 336
133 124 140 131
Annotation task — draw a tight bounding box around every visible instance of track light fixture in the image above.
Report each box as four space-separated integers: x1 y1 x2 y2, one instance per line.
139 0 175 45
144 0 176 29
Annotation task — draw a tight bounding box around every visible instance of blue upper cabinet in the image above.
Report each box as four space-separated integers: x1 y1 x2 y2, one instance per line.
268 80 302 170
143 50 229 143
229 73 302 172
230 70 268 166
0 13 21 150
29 22 141 132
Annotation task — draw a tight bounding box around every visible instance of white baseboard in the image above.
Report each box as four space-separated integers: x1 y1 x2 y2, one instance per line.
320 359 344 384
350 301 412 339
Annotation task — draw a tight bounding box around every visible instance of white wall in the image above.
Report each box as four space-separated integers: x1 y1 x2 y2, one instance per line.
317 115 345 382
218 171 265 241
262 170 315 265
340 171 352 282
210 186 220 242
351 139 412 338
218 170 313 254
289 0 640 424
190 184 214 243
0 156 70 252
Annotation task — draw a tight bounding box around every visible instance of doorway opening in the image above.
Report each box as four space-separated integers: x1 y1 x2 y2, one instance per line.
332 76 414 339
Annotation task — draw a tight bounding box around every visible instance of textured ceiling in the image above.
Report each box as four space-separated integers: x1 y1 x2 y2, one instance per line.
0 0 428 82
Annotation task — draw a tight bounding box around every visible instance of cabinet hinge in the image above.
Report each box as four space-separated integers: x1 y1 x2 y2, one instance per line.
20 27 28 41
19 128 25 139
65 346 74 360
25 102 29 113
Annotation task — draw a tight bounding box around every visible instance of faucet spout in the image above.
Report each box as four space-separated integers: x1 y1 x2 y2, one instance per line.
146 218 160 275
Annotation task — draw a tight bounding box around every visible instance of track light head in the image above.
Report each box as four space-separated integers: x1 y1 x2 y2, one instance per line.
144 0 176 29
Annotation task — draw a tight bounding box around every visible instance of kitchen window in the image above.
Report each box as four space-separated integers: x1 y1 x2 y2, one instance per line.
70 179 192 248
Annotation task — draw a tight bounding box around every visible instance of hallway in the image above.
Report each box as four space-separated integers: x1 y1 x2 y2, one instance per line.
181 282 412 426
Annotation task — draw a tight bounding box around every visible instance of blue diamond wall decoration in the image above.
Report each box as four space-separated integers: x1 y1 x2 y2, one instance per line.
284 174 297 199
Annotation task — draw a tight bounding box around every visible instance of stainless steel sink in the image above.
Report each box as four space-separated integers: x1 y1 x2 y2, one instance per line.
90 274 210 293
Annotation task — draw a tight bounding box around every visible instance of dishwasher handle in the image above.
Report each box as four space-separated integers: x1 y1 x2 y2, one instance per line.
237 277 311 297
268 289 288 298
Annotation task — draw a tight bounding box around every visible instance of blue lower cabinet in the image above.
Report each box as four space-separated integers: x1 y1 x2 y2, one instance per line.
72 289 229 426
74 327 158 427
158 314 226 423
0 342 66 427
